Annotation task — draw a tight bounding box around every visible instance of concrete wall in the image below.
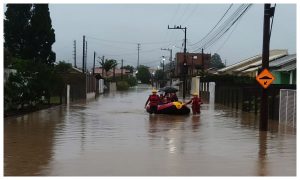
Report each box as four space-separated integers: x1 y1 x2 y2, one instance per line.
109 82 117 91
190 76 200 95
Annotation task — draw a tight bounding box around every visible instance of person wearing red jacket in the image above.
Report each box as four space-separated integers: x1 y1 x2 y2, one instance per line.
185 92 202 115
145 89 160 114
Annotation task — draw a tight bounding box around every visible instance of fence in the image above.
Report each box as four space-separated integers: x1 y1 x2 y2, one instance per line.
200 81 296 121
58 73 97 104
279 89 296 128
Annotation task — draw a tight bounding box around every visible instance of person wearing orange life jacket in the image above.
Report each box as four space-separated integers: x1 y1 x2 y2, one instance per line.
145 89 160 114
185 92 202 115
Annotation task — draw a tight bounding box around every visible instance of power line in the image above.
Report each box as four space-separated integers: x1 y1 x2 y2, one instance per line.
190 4 246 52
215 17 240 53
202 4 252 50
192 4 252 52
190 4 233 47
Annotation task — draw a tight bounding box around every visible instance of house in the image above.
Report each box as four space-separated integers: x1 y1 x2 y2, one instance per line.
217 49 288 76
93 67 131 78
175 52 211 77
269 54 296 84
216 49 296 85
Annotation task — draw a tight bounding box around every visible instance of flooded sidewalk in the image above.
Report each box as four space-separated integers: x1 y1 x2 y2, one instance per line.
4 86 296 176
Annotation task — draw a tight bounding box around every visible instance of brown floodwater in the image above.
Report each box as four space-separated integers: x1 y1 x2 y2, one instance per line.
4 85 296 176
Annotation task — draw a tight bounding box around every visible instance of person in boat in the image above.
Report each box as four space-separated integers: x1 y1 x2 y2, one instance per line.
185 92 202 115
164 93 172 103
145 89 160 114
170 92 178 102
158 93 165 105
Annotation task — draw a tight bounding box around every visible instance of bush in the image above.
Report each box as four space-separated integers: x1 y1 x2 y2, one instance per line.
116 81 129 91
126 76 137 87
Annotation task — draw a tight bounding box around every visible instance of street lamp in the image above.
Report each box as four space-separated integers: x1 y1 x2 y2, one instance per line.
162 56 166 74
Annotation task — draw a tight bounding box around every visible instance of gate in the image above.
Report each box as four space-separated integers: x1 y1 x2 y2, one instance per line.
279 89 296 128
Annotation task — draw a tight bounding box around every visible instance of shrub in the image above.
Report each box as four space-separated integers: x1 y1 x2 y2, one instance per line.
116 81 129 91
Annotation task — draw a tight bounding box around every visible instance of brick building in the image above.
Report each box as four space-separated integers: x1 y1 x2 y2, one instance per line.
175 52 211 77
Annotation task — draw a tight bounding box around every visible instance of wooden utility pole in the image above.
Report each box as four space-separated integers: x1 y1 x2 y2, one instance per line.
82 35 85 73
73 40 77 68
260 4 274 131
121 59 124 80
93 51 96 75
202 48 204 75
101 56 105 78
85 41 87 72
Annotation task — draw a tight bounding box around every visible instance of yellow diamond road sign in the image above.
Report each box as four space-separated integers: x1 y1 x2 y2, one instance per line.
256 68 275 89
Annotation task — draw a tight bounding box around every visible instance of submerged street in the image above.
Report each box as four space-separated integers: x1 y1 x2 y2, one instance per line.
4 85 296 176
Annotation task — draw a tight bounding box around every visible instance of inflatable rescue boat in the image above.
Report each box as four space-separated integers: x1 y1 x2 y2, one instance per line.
146 101 190 115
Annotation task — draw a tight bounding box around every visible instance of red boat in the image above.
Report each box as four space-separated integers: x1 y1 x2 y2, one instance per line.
146 101 190 115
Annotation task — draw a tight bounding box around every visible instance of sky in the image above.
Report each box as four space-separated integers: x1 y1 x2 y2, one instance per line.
3 2 297 70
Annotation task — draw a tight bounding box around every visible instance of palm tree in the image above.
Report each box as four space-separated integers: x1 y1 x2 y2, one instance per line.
98 59 118 77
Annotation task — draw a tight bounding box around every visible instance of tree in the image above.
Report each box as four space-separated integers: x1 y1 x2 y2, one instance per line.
136 65 151 84
210 53 225 69
54 61 73 73
122 65 134 73
26 4 56 64
98 59 118 76
4 4 58 112
4 4 32 58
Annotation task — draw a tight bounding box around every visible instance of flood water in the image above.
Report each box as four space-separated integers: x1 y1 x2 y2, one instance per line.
4 85 296 176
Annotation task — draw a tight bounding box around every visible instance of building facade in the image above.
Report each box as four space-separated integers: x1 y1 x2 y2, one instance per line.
175 52 211 77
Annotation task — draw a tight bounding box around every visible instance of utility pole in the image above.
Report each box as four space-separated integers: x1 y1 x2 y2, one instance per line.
85 41 87 72
93 51 96 75
161 48 173 85
202 48 204 75
168 25 187 99
137 43 140 69
260 4 274 131
162 56 165 76
73 40 77 68
121 59 124 80
101 56 105 78
82 35 85 73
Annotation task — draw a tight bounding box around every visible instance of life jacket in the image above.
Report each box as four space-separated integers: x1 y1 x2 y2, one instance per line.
149 95 160 106
192 97 201 106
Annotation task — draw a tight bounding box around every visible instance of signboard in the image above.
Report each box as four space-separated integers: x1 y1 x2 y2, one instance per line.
256 68 275 89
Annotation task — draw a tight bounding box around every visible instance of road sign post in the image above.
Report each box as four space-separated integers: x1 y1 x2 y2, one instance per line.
256 69 275 89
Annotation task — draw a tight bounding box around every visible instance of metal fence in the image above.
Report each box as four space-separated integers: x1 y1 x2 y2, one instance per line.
279 89 296 128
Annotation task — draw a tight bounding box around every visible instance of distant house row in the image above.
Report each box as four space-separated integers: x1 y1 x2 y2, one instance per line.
215 49 296 84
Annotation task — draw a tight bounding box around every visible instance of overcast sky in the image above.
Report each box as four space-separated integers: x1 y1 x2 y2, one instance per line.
45 4 295 69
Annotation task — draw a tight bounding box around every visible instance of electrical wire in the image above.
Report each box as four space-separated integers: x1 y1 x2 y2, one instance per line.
191 4 252 52
202 4 252 50
189 4 233 47
191 4 247 51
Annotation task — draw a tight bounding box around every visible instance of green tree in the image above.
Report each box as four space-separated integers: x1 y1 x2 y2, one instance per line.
54 61 73 73
4 58 54 109
99 59 118 76
4 4 57 112
26 4 56 64
4 4 32 58
210 53 225 69
122 65 134 73
136 65 151 84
